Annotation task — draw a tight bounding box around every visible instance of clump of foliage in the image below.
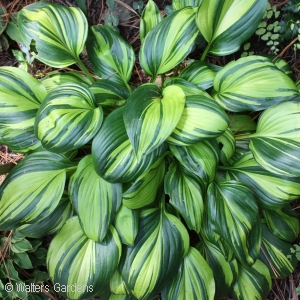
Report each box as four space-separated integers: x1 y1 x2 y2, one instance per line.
0 0 300 299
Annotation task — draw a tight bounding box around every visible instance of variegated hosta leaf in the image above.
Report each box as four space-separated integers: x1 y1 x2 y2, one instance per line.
212 56 297 112
164 77 205 96
114 204 139 246
196 0 267 55
164 161 204 233
109 295 137 300
15 192 73 238
206 181 261 267
169 139 219 188
90 80 130 107
263 204 299 243
41 71 92 92
229 114 257 134
262 55 293 79
140 0 162 43
212 56 298 112
69 155 122 242
216 128 235 165
229 260 272 300
92 107 167 183
124 84 185 159
161 247 215 300
225 152 300 209
172 0 202 10
18 2 87 68
35 83 103 152
0 67 46 152
259 224 298 279
139 7 199 77
110 269 130 296
167 94 229 146
87 25 135 85
247 100 300 177
296 79 300 91
179 61 217 90
0 151 76 230
199 239 238 300
119 207 189 300
47 217 122 299
123 157 165 209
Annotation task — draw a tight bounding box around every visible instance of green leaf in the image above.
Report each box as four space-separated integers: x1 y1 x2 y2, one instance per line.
90 80 130 106
69 155 122 242
15 192 73 238
161 247 215 300
87 25 135 86
10 239 32 253
216 128 235 165
196 0 268 55
5 260 21 281
259 224 298 278
179 61 217 90
13 252 33 269
225 152 300 209
140 0 162 43
229 114 257 134
172 0 202 10
206 181 261 267
167 94 229 146
92 107 167 183
114 204 139 246
124 84 185 159
41 71 92 92
0 151 75 230
164 77 206 96
164 161 204 233
198 240 238 300
35 83 103 152
47 216 122 299
18 2 88 67
119 207 189 300
0 67 46 152
139 7 199 77
212 56 298 111
110 269 130 296
169 139 219 188
263 204 299 243
229 260 272 300
123 157 165 209
248 100 300 177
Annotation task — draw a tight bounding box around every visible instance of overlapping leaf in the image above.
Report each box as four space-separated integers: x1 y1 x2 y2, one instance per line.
216 128 235 165
164 161 204 232
164 78 205 96
196 0 267 55
35 83 103 152
206 181 261 267
167 93 229 146
229 260 272 300
169 139 219 188
0 151 76 230
172 0 202 10
179 61 217 90
263 204 299 243
87 25 135 86
229 114 257 134
92 107 167 183
140 0 162 43
225 153 300 209
124 84 185 159
161 247 215 300
123 157 165 209
198 240 238 300
18 2 88 67
248 100 300 177
47 217 122 299
119 207 189 300
139 7 199 77
69 155 122 242
212 56 298 112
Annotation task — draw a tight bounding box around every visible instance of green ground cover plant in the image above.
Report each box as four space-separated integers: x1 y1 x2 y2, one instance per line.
0 0 300 299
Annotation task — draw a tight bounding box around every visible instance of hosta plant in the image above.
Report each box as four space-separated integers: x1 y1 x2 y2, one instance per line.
0 0 300 299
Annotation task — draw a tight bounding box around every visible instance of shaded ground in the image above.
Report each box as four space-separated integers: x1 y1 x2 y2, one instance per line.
0 0 300 299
